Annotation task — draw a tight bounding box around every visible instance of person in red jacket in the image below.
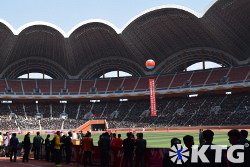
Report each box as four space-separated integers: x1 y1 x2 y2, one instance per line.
111 133 123 167
82 131 94 166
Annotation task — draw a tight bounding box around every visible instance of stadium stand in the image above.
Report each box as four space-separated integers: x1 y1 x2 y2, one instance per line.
0 92 249 130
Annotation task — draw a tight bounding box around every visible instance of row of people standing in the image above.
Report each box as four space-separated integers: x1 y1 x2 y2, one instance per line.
2 130 148 166
75 131 147 167
44 131 73 166
0 131 72 166
97 132 147 167
0 131 44 162
22 131 45 162
23 130 148 167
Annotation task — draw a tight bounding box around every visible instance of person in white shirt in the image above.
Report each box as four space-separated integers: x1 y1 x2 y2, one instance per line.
72 131 77 140
4 133 9 146
4 132 10 157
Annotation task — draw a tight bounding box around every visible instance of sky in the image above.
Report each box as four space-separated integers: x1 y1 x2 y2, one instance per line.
0 0 216 34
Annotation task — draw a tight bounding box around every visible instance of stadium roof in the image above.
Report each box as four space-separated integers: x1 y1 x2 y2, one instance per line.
0 0 249 79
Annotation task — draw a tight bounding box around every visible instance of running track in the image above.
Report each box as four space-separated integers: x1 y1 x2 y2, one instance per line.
0 157 78 167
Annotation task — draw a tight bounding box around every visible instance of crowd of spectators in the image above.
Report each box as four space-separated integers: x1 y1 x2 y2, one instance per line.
0 93 249 130
0 130 148 166
107 93 250 128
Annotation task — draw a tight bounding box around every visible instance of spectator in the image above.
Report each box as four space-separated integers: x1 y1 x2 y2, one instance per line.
228 129 250 167
4 132 10 157
200 130 218 166
183 135 194 149
202 130 214 145
72 131 77 139
80 131 84 139
60 134 67 161
163 138 181 167
33 131 44 160
99 132 110 167
50 135 55 162
82 131 94 166
122 132 135 167
45 134 51 162
118 134 122 140
134 133 147 167
240 130 250 146
228 129 241 145
9 133 19 162
183 135 194 166
77 132 81 140
243 135 250 167
111 133 123 166
64 131 73 164
22 132 31 163
54 131 62 166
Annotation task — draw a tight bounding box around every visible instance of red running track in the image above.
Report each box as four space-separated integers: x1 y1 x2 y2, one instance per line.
0 157 78 167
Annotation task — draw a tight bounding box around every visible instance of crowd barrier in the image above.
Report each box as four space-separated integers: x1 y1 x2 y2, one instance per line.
70 146 167 167
29 145 167 167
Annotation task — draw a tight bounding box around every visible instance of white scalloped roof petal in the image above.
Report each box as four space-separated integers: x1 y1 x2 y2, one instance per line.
0 1 217 37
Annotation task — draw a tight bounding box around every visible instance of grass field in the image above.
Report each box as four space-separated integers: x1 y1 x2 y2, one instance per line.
15 131 245 148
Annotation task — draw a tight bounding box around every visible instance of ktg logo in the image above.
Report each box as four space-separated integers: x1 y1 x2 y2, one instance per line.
169 144 246 164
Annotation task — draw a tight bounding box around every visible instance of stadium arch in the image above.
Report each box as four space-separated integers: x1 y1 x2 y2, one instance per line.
76 57 145 79
155 47 241 74
0 57 69 79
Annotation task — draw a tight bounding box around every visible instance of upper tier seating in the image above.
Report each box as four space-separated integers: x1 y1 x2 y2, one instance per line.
0 65 249 94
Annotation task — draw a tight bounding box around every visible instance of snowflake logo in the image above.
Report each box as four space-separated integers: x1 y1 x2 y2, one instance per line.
169 144 190 164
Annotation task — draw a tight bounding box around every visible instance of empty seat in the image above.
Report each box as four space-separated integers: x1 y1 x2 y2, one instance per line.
228 66 250 82
191 70 210 86
95 79 109 92
22 80 36 92
170 72 192 88
37 80 50 93
66 80 81 93
206 68 229 84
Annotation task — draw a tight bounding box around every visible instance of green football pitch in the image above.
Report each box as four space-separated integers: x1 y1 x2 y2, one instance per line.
15 131 243 148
